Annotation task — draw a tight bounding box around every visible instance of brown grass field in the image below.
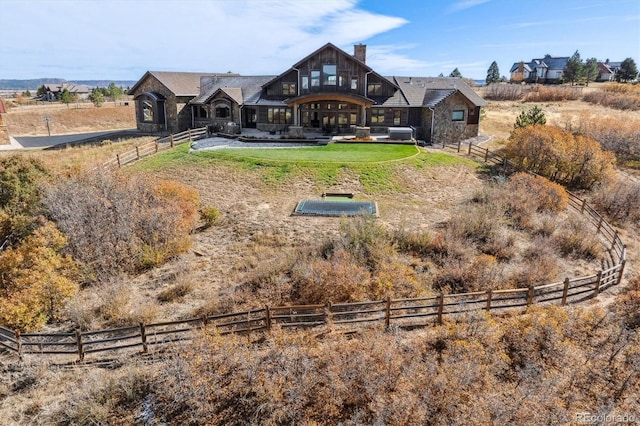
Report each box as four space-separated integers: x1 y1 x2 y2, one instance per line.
1 88 639 424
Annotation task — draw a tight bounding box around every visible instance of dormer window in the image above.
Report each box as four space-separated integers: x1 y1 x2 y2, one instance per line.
367 83 382 96
283 82 296 95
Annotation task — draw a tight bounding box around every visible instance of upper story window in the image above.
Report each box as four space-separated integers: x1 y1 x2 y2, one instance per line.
452 110 464 121
351 77 358 90
302 76 309 90
283 82 296 95
367 83 382 96
311 71 320 87
323 65 337 85
393 110 401 125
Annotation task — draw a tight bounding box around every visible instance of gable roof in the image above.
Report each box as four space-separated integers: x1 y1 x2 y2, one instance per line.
191 75 275 104
129 71 239 97
263 42 398 91
386 76 487 107
45 82 90 94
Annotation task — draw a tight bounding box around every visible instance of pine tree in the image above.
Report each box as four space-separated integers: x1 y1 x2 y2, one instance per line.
563 50 584 85
616 57 638 82
449 68 462 78
583 58 599 86
485 61 501 85
514 106 546 129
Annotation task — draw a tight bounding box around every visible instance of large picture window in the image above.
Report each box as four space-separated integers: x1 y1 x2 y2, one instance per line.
323 64 337 85
268 107 292 124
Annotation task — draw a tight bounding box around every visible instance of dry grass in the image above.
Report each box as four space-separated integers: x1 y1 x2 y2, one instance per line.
3 102 135 136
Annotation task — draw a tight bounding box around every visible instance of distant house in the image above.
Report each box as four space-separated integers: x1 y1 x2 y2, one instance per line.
597 61 616 82
127 71 239 133
130 43 487 144
42 83 90 101
509 55 569 84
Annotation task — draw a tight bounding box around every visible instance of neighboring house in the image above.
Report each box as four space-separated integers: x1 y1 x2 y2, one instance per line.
128 71 238 133
509 55 569 84
131 43 487 144
42 83 90 101
597 61 616 82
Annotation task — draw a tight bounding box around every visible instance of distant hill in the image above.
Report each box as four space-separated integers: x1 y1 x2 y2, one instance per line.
0 78 138 90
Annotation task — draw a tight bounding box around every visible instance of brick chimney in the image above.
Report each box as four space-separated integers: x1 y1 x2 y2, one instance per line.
354 44 366 64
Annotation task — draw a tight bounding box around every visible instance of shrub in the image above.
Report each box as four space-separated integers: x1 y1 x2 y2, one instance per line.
0 221 78 331
42 170 200 281
505 125 615 189
502 173 568 228
562 112 640 164
200 206 222 228
523 86 581 102
0 155 48 215
514 105 546 129
483 84 526 101
616 275 640 328
553 216 602 260
590 177 640 226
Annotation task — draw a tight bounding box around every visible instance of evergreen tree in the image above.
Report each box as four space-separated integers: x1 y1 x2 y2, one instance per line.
485 61 501 85
107 82 123 103
563 50 584 85
36 85 47 99
514 106 546 129
449 68 462 78
59 88 73 106
616 57 638 82
89 87 104 107
583 58 599 86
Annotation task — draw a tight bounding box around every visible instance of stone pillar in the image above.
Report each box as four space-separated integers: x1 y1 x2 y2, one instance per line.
355 126 370 139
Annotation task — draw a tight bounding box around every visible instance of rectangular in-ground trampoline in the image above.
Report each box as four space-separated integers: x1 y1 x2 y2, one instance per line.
293 199 378 217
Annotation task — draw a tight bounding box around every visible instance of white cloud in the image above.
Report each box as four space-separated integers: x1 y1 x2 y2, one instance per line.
0 0 410 78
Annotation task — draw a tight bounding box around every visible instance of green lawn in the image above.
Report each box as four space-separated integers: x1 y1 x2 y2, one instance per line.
134 142 480 193
197 143 419 163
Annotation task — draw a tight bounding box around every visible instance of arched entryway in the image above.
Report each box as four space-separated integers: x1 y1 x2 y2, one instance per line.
286 93 373 133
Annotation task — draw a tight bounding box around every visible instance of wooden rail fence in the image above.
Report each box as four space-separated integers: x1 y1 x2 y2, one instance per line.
101 127 207 170
0 139 627 362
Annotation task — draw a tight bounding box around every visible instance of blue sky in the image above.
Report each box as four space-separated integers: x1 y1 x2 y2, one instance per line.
0 0 638 81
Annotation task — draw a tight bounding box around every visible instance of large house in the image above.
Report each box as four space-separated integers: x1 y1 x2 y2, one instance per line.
510 55 569 84
129 43 487 144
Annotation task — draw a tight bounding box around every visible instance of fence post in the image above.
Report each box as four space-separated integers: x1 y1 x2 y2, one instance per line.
561 277 570 306
155 142 159 153
596 216 603 233
325 301 333 329
616 257 626 286
485 289 493 312
385 297 391 329
581 199 587 214
116 154 121 168
265 305 272 331
610 230 618 252
484 148 489 162
15 330 22 361
467 141 472 155
437 293 444 325
527 285 535 307
139 322 148 354
170 134 174 148
76 330 84 362
188 129 192 141
135 146 140 160
594 271 603 297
